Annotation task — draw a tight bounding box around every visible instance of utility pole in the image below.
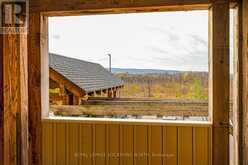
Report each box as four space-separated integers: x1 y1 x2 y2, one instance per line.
108 53 112 72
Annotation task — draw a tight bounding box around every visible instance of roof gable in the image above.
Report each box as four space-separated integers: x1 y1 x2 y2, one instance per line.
49 53 124 93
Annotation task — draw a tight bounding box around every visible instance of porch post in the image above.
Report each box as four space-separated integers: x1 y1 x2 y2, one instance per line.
28 13 48 165
0 1 29 165
209 0 230 164
233 3 243 165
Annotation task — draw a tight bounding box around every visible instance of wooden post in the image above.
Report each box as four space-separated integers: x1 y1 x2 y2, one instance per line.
233 4 243 165
59 84 68 104
108 89 113 98
73 96 81 105
209 1 230 164
119 87 122 98
113 89 117 98
0 28 2 165
242 0 248 164
28 13 47 165
0 2 28 165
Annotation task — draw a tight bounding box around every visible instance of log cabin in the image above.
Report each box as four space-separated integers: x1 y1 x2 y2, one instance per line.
0 0 248 165
49 53 124 105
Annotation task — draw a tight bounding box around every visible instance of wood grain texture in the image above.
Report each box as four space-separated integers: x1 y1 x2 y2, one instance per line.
42 121 211 165
30 0 210 13
29 0 238 14
242 0 248 164
209 0 230 164
2 33 18 165
40 16 49 118
0 28 3 164
233 4 243 165
0 13 28 165
28 13 42 165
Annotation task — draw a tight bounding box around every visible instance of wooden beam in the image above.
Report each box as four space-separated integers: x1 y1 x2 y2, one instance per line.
0 26 2 165
40 14 49 118
30 0 211 14
242 0 248 164
233 4 243 165
0 5 28 165
209 0 230 165
30 0 238 15
28 13 43 165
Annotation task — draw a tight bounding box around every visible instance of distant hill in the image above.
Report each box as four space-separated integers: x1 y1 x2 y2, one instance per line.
110 68 180 75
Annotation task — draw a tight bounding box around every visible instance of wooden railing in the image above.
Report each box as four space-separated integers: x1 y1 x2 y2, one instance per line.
42 117 212 165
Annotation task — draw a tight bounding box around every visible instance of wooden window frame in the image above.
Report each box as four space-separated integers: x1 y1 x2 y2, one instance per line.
28 0 238 165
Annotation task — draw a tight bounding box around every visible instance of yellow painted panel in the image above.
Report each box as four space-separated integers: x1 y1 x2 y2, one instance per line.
149 126 163 165
53 123 57 165
67 123 80 165
95 124 106 165
163 126 178 165
79 124 93 165
55 123 67 165
193 127 210 165
178 127 193 165
107 124 120 165
42 122 54 165
42 121 212 165
120 125 134 165
134 125 148 165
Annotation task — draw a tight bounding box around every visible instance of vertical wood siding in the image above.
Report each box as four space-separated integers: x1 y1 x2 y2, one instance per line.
42 121 212 165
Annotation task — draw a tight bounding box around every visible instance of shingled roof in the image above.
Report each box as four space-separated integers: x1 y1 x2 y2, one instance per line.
49 53 124 93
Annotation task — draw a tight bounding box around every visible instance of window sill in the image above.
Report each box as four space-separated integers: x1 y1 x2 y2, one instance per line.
42 116 212 126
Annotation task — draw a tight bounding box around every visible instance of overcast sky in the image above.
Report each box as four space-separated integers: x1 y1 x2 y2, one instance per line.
49 10 233 72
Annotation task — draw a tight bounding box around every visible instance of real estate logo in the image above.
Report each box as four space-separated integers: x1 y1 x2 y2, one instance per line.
0 0 28 34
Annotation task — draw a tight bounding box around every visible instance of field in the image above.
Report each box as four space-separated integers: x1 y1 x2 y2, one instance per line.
116 72 209 100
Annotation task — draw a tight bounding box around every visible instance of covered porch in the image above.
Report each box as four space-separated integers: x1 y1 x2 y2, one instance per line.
0 0 248 165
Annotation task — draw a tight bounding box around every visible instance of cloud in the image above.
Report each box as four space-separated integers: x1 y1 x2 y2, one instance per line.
146 26 180 42
168 33 180 42
49 12 211 71
189 34 208 47
145 46 168 55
